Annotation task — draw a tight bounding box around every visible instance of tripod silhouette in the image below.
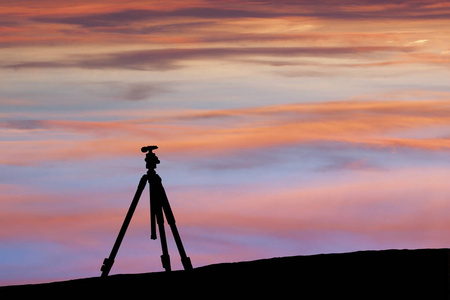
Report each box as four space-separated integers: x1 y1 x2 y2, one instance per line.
100 146 193 277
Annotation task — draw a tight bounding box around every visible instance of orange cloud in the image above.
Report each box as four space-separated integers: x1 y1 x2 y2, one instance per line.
2 98 450 165
2 0 449 52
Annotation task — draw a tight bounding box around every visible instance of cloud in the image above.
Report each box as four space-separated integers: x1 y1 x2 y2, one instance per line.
164 166 450 257
3 1 449 51
405 39 429 46
338 52 450 69
30 7 275 28
316 158 383 172
90 21 217 35
32 9 161 28
121 83 169 101
2 165 450 247
94 82 172 101
248 0 450 20
2 163 449 284
1 120 46 130
27 2 450 29
2 97 450 166
4 45 414 71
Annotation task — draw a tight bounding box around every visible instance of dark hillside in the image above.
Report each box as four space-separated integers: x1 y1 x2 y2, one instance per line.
1 249 449 299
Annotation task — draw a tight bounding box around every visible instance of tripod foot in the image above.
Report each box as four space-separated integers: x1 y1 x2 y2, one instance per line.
161 254 171 271
181 257 193 270
100 257 114 277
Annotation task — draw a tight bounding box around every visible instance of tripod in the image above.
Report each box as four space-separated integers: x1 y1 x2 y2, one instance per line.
100 146 193 277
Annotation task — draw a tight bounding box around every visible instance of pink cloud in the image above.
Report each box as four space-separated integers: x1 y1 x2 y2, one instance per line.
172 166 450 245
2 165 449 261
2 97 450 166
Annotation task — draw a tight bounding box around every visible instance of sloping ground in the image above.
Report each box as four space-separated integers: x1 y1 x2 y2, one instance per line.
1 249 449 299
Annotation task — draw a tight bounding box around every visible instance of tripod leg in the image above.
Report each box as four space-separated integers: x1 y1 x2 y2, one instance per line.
149 177 157 240
169 224 193 270
157 179 193 270
100 175 148 277
157 220 172 272
152 189 172 271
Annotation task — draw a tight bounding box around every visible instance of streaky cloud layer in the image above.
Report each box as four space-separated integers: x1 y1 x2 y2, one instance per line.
2 97 450 165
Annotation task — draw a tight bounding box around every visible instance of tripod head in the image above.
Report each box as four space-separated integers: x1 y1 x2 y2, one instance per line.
141 145 160 170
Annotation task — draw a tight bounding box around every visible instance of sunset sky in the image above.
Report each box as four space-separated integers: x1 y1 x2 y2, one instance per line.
2 0 450 286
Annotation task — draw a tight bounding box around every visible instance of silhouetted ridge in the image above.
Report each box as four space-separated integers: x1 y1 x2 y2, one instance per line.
1 249 449 299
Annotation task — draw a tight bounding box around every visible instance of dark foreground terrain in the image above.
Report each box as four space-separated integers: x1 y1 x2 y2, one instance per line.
1 249 449 299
